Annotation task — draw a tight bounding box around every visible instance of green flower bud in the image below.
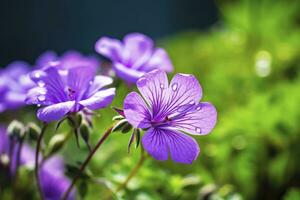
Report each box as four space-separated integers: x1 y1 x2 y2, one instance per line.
48 134 66 155
80 121 91 144
27 122 41 141
112 119 128 132
7 120 24 140
121 123 133 134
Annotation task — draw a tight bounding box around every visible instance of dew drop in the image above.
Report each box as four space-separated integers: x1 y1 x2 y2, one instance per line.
196 105 202 111
37 95 46 101
40 89 46 95
37 104 41 107
89 81 93 85
195 127 201 133
137 78 147 87
34 72 40 79
160 83 164 89
37 80 45 87
171 83 178 91
189 100 195 105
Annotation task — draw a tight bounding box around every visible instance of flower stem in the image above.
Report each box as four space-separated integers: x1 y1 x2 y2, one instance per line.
35 123 48 200
104 148 147 200
61 125 114 200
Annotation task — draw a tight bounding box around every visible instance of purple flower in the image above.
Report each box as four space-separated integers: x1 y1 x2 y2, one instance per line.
123 70 217 164
0 51 58 112
39 156 75 200
0 62 33 112
95 33 173 83
26 62 115 122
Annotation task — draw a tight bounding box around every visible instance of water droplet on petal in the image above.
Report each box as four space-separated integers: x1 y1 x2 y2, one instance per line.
160 83 164 89
37 80 45 87
196 127 201 133
89 81 93 85
189 100 195 105
37 95 46 102
34 72 40 79
37 104 41 107
172 83 178 91
196 105 202 111
137 77 147 87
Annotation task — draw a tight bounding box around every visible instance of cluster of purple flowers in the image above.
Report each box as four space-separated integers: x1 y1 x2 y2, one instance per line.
0 32 217 199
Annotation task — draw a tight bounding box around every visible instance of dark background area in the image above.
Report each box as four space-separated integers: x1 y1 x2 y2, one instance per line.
0 0 218 66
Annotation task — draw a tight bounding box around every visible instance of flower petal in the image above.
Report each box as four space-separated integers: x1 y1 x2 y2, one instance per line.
37 101 75 122
142 48 173 72
87 75 113 95
113 62 145 83
95 37 123 61
123 33 153 69
158 73 202 117
79 88 115 110
171 102 217 135
67 66 96 101
142 128 200 164
123 92 151 129
136 69 168 116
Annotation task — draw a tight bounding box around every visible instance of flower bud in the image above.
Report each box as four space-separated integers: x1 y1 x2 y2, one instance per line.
112 115 124 121
134 128 141 148
48 134 66 155
0 154 10 166
7 120 24 140
27 122 41 141
112 119 128 132
121 123 133 134
80 121 91 144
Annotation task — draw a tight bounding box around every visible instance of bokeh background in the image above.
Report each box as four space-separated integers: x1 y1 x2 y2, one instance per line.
1 0 300 199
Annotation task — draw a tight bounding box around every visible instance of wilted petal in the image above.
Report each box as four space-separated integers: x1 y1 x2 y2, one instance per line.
123 33 153 68
171 102 217 135
142 128 200 164
136 69 168 116
123 92 151 129
95 37 123 61
79 88 115 110
37 101 75 122
113 62 145 83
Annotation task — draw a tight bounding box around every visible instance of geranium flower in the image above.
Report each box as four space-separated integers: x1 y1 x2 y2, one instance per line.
123 70 217 164
26 62 115 122
95 33 173 83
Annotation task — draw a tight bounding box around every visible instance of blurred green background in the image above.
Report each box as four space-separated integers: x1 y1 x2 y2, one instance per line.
1 0 300 200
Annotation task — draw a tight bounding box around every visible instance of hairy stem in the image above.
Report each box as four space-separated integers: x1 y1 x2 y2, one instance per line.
34 123 48 200
61 126 114 200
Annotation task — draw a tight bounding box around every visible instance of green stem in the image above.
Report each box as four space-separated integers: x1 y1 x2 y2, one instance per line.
61 125 114 200
35 123 48 200
104 148 147 200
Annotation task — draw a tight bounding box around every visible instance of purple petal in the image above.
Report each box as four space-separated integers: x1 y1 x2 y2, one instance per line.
37 101 75 122
67 66 96 101
32 67 68 103
123 92 151 129
158 73 202 118
142 128 200 164
42 155 65 176
113 62 145 83
35 51 58 68
136 69 168 116
123 33 153 68
60 51 99 71
171 102 217 135
87 75 113 95
79 88 115 110
142 48 173 72
95 36 123 61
